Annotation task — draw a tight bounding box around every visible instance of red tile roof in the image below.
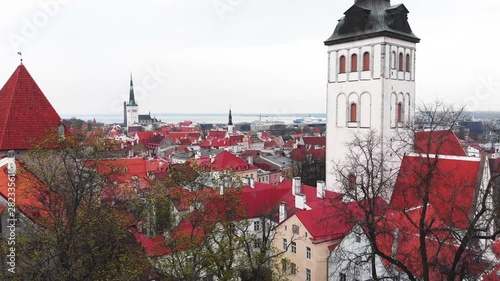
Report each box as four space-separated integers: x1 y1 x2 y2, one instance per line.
391 155 481 228
209 151 258 172
375 208 484 280
295 204 353 241
206 130 228 141
302 136 326 147
0 64 62 150
0 159 53 226
414 130 467 156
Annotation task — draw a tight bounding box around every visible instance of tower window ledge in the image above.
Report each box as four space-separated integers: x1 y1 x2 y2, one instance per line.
348 122 358 128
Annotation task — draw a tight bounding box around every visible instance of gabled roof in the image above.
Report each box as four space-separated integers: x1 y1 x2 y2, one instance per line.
295 204 354 242
0 64 62 150
414 130 467 157
302 136 326 147
209 151 258 172
391 155 481 228
206 130 228 140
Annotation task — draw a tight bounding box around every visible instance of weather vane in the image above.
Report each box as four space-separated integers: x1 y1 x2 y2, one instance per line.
17 51 23 63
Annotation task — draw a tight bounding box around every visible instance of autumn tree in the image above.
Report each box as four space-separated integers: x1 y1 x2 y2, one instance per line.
1 132 151 281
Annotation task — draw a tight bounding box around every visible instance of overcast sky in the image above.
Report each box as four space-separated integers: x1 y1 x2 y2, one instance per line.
0 0 498 116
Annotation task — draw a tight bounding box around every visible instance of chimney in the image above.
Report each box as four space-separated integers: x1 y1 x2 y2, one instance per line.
279 175 284 183
242 176 249 186
220 185 225 196
58 121 65 140
249 177 255 188
316 180 326 198
195 150 201 159
279 202 287 223
295 194 306 210
7 150 16 176
247 155 254 165
292 177 301 195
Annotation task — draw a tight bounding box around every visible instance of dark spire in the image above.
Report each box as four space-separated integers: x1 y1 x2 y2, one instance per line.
128 73 137 106
228 108 233 126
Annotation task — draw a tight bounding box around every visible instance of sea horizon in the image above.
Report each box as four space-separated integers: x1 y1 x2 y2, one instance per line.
61 113 328 125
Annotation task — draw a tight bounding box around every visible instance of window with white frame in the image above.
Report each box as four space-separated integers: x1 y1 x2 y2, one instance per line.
283 238 287 251
292 224 299 234
340 273 347 281
291 241 296 254
306 268 311 281
254 221 260 231
291 263 297 275
306 247 311 259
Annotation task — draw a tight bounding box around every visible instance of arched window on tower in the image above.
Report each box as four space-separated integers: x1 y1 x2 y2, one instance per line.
339 56 346 73
350 103 357 122
348 174 356 190
397 102 403 123
363 52 370 71
399 53 404 71
406 54 411 72
391 51 396 69
351 54 358 72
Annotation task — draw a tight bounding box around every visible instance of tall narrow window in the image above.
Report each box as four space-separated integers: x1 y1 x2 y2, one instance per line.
406 54 411 72
363 52 370 71
350 103 357 122
399 53 404 71
351 54 358 72
397 102 403 123
306 269 312 281
339 56 346 73
348 174 356 190
391 51 396 69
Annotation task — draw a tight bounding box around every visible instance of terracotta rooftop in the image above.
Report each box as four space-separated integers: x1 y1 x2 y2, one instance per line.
0 64 62 150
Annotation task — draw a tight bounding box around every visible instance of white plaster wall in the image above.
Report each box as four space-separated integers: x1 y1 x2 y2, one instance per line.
325 37 416 193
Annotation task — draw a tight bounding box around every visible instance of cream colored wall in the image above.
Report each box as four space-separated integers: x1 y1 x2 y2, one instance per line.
236 170 258 181
274 215 335 281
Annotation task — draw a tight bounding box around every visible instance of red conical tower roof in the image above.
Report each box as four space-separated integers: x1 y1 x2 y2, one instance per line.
0 64 62 150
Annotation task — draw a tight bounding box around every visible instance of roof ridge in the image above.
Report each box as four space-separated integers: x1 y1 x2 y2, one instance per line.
0 66 22 147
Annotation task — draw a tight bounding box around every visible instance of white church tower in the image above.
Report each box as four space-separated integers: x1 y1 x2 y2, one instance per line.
325 0 420 193
126 74 139 127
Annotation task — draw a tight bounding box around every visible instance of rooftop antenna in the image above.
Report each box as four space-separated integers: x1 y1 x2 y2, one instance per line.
17 51 23 64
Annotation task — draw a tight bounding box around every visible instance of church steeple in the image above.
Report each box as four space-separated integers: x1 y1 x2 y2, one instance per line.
228 108 233 126
125 74 139 127
128 74 137 106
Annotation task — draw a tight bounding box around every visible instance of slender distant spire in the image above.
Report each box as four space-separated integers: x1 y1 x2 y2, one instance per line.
228 108 233 126
128 73 137 106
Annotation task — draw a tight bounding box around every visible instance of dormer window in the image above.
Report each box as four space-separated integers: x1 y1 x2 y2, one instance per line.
351 54 358 72
339 56 346 73
363 52 370 71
